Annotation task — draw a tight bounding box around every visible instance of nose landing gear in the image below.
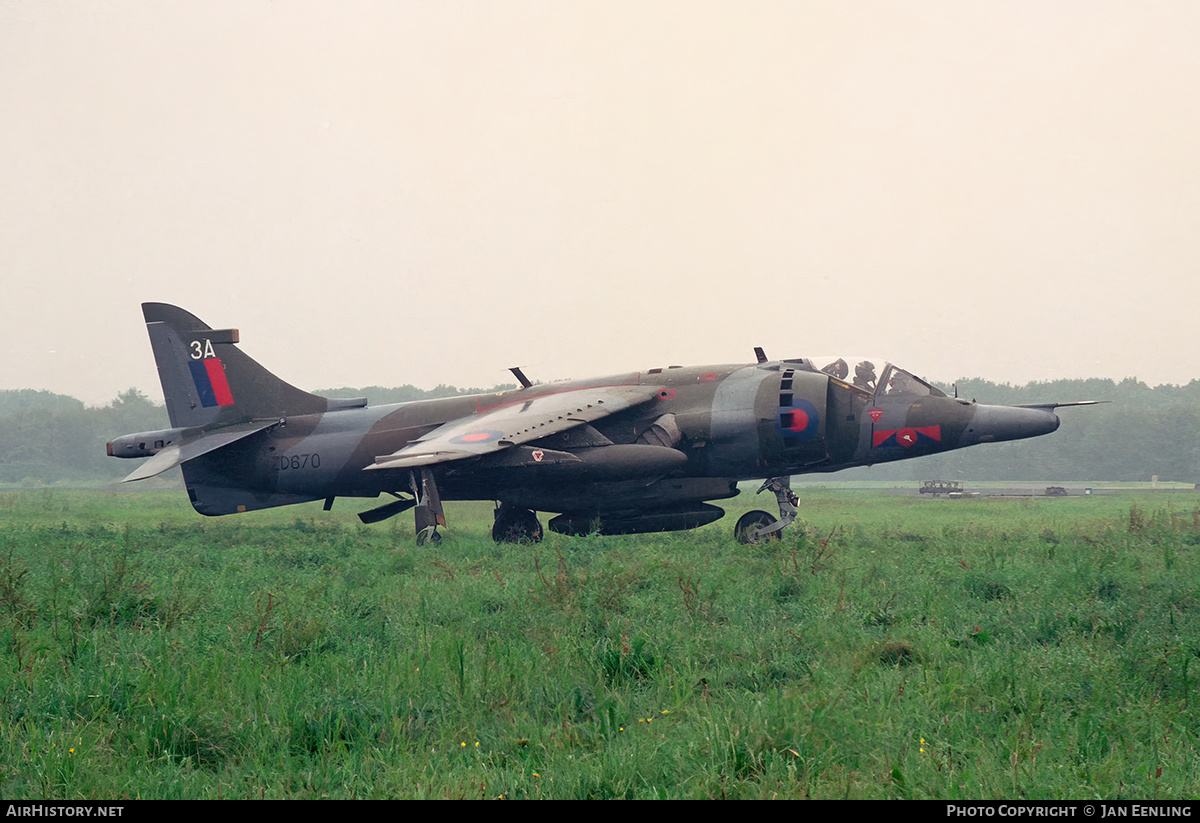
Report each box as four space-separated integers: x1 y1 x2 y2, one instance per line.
734 477 799 544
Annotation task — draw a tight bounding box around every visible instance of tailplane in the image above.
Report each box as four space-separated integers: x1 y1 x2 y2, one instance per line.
142 303 328 428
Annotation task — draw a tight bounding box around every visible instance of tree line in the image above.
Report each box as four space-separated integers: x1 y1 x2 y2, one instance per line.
0 376 1195 485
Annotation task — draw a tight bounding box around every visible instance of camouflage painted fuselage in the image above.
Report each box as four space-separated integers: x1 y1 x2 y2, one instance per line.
109 304 1065 538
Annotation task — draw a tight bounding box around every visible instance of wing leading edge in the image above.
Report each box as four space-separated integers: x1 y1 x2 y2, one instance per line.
366 385 661 471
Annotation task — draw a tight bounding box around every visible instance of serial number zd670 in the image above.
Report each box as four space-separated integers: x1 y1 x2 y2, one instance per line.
272 453 321 470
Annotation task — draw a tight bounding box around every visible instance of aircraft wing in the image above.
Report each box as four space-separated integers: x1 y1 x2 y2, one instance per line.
366 384 659 471
120 420 277 482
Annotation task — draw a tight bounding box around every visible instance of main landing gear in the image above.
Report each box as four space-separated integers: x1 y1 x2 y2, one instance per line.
412 467 446 546
355 467 447 545
492 505 544 543
734 477 799 544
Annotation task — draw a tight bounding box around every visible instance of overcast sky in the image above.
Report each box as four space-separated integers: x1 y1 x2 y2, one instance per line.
3 1 1198 406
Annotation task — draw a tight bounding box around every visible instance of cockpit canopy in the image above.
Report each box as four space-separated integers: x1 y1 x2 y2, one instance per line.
798 356 947 400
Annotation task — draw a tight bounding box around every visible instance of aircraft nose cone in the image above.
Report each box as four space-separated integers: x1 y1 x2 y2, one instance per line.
962 405 1060 446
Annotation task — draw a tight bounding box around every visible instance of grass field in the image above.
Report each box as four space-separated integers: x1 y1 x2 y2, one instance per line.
1 485 1198 799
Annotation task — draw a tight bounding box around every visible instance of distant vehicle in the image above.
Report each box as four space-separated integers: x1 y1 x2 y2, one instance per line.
107 304 1098 544
1044 486 1068 496
920 480 963 495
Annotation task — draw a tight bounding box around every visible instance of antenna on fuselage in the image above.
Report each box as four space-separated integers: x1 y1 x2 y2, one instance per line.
509 367 533 389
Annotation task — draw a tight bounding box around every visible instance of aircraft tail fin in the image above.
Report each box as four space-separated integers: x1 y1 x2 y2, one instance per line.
142 303 329 429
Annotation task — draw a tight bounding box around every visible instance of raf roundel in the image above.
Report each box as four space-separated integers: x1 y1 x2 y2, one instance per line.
777 397 820 442
450 429 506 446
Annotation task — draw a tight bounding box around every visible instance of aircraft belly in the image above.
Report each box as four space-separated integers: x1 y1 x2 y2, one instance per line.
180 451 321 515
473 476 739 515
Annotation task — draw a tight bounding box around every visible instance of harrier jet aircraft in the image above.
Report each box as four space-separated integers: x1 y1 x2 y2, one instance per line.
108 304 1092 544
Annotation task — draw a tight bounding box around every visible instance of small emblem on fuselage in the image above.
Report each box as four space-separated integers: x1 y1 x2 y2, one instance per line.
450 430 505 445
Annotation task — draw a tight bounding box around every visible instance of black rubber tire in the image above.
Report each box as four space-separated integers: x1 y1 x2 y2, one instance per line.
492 507 544 544
734 510 780 544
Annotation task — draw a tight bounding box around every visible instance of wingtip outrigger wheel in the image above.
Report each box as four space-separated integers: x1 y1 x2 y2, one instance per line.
411 467 447 545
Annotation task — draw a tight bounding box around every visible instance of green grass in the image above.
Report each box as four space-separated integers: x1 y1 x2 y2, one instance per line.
1 486 1199 798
